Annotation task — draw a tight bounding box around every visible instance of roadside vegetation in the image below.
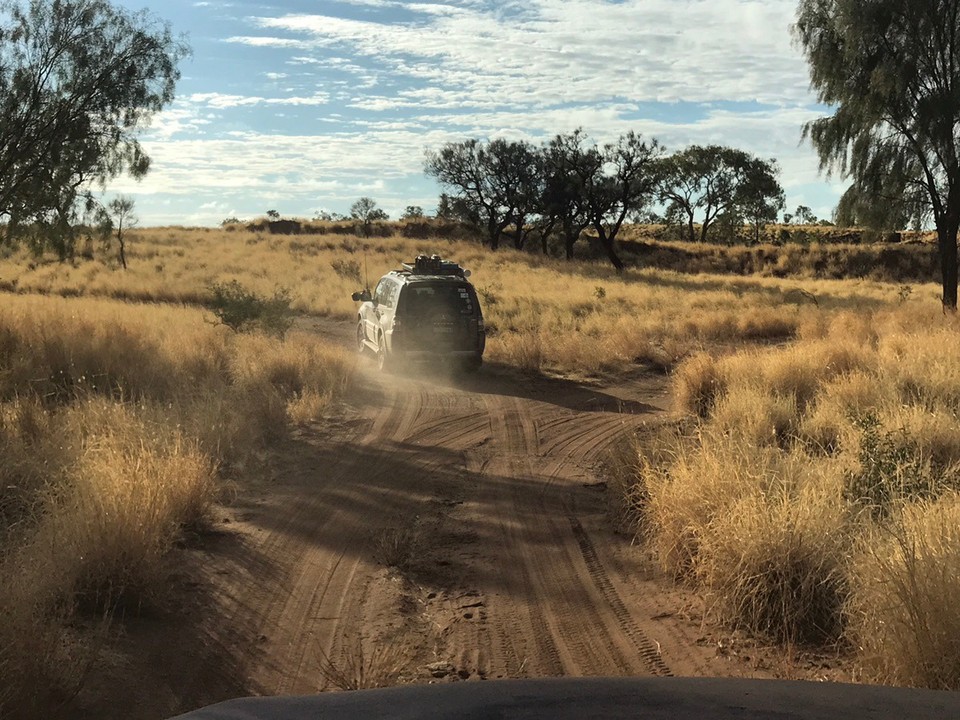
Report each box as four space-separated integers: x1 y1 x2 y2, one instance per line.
0 225 929 378
617 306 960 689
0 221 952 708
0 293 352 717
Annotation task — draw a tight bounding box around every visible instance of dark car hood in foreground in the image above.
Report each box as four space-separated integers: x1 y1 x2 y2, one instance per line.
171 677 959 720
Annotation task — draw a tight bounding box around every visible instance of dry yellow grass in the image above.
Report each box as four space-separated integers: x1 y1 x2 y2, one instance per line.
634 307 960 686
0 227 931 376
0 292 352 717
848 492 960 689
0 226 951 700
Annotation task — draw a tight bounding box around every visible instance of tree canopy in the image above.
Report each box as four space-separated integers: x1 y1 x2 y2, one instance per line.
426 131 663 267
0 0 187 257
657 146 783 244
425 138 542 250
576 131 663 270
795 0 960 308
427 131 786 266
350 196 388 236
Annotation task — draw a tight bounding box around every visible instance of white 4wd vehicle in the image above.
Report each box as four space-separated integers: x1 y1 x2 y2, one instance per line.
352 255 486 372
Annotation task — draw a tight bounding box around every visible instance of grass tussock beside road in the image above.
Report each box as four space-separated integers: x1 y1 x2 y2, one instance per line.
0 227 930 375
623 306 960 688
0 293 352 717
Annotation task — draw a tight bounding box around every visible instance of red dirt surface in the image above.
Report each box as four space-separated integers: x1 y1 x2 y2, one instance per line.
75 320 851 719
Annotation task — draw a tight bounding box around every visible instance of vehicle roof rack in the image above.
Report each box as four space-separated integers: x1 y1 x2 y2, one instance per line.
400 254 470 278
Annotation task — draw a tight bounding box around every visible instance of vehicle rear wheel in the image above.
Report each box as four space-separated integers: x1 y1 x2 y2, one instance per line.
376 334 392 372
356 321 367 355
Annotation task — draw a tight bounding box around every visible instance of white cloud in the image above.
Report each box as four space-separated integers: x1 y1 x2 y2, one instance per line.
238 0 813 109
127 105 826 201
186 91 329 108
125 0 844 225
224 36 312 49
144 105 213 140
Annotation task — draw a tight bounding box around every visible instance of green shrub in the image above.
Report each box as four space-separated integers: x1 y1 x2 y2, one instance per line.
208 281 294 338
845 414 959 518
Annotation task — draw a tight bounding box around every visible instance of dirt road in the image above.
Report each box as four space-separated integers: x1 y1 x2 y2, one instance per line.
84 330 774 719
198 349 739 694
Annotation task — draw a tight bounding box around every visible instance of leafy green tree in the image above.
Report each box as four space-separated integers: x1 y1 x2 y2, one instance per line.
350 197 388 236
401 205 424 220
435 193 479 225
656 151 702 243
658 145 778 243
793 205 818 225
795 0 960 308
425 138 542 250
739 160 786 243
541 130 594 259
486 139 542 251
266 209 280 220
98 195 137 269
573 131 663 270
426 140 503 247
834 184 928 231
0 0 187 258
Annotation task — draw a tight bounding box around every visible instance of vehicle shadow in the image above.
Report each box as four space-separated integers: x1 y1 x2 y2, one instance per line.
397 361 666 416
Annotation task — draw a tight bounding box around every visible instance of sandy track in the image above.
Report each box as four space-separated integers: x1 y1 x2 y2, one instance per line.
179 348 747 706
80 340 784 720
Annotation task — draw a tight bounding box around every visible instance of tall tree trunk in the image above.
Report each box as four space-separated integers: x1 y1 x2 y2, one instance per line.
687 213 696 243
118 235 127 269
597 228 624 271
487 217 500 250
513 219 525 250
699 218 711 243
939 221 959 310
563 219 576 259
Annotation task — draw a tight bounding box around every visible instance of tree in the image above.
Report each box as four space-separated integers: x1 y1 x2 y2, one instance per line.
793 205 818 225
426 140 501 247
350 196 388 236
572 131 663 270
739 159 786 243
795 0 960 309
266 209 280 220
401 205 424 220
487 138 542 251
834 183 928 230
541 130 594 259
435 193 480 225
657 150 703 243
0 0 187 258
98 195 137 268
658 145 772 243
425 138 542 250
314 210 348 221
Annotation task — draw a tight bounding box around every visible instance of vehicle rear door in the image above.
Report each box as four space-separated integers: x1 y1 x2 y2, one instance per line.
402 282 480 351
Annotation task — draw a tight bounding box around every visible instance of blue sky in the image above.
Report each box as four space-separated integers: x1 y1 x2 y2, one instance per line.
110 0 843 227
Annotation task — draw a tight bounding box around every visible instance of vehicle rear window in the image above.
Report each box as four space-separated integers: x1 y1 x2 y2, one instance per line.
405 284 476 315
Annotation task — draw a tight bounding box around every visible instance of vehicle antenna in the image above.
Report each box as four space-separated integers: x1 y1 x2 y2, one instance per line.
364 253 369 290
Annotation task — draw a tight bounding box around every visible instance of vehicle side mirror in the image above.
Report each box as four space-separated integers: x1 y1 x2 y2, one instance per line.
352 290 372 302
